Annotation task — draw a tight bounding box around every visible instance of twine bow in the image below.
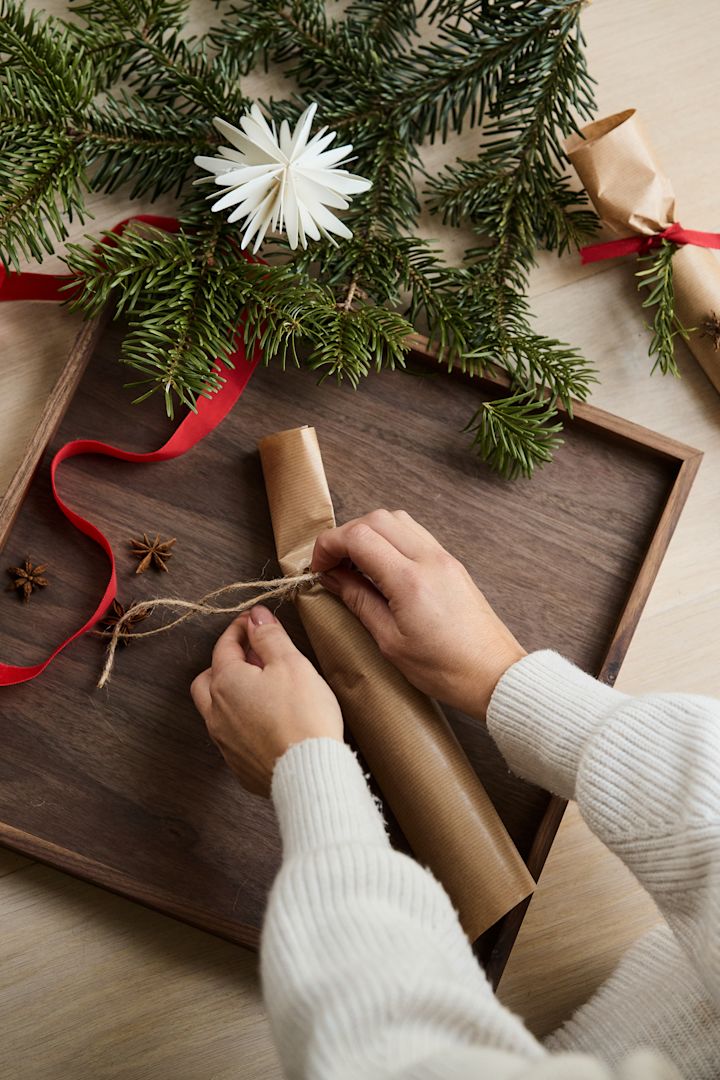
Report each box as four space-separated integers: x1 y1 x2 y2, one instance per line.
580 222 720 265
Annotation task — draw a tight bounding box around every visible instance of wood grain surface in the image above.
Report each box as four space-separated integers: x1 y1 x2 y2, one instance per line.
0 315 696 971
2 2 720 1077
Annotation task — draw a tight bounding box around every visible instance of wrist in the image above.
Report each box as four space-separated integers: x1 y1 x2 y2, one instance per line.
471 642 527 721
282 730 343 755
485 650 626 798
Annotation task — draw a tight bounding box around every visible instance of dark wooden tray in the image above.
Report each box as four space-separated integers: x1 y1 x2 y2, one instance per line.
0 314 701 983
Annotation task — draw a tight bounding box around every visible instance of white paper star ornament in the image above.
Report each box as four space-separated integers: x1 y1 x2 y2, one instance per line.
194 103 372 252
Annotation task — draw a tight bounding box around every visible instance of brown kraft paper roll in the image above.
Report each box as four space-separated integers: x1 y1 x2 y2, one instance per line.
258 424 534 941
565 108 720 395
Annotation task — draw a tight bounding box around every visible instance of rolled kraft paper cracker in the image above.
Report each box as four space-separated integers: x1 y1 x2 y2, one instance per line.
258 425 534 941
565 108 720 395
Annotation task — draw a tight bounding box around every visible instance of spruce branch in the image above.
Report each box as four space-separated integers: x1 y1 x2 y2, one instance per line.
391 242 473 365
430 160 597 258
234 262 412 384
123 29 249 118
465 391 564 479
426 4 595 254
423 0 597 459
391 0 592 141
211 2 330 79
2 0 602 478
0 122 91 268
0 1 96 266
357 130 420 235
345 0 417 51
67 0 189 84
65 221 244 414
65 222 412 410
69 0 189 31
457 272 596 407
304 303 411 385
63 223 197 317
0 0 95 115
84 95 214 199
636 240 693 376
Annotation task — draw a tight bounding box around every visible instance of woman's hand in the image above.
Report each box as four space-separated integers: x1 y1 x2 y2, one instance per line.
191 605 343 796
311 509 525 720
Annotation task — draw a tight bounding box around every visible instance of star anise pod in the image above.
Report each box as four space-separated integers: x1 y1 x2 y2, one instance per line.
6 557 49 602
130 533 176 574
99 598 151 646
701 311 720 351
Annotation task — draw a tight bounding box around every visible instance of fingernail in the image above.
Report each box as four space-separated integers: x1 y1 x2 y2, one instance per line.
250 605 273 626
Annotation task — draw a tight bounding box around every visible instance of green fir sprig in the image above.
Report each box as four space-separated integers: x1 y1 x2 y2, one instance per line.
636 240 693 377
465 391 564 480
1 0 601 477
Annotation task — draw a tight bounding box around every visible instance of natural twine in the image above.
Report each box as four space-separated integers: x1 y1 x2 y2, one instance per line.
96 571 321 690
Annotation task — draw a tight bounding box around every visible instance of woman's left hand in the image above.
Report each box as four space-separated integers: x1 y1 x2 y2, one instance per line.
191 605 343 796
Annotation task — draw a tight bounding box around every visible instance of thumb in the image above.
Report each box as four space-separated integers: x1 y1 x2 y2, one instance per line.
246 606 297 665
321 567 393 641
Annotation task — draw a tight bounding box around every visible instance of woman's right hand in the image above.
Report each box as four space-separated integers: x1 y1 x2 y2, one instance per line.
311 509 525 720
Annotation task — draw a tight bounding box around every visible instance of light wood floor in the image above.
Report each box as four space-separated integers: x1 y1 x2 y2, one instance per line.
2 2 719 1076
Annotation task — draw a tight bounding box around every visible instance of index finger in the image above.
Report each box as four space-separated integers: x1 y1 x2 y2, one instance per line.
311 521 411 594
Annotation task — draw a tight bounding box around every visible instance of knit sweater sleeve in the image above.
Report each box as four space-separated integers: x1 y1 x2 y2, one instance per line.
487 650 720 1008
260 738 679 1080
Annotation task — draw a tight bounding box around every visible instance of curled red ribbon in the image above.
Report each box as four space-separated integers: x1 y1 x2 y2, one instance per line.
0 217 261 686
580 221 720 265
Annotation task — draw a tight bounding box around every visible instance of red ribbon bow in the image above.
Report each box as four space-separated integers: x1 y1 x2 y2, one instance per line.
0 216 261 686
580 221 720 265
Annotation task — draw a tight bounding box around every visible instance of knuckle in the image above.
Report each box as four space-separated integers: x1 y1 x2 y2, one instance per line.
366 508 392 527
347 521 372 545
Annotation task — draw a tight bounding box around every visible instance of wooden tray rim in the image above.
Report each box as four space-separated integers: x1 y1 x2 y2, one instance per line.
0 312 703 978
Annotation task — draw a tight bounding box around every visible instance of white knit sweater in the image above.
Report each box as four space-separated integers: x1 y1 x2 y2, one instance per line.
261 651 720 1079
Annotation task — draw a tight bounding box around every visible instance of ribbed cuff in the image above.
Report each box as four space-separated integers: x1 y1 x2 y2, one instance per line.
271 738 390 856
486 651 627 800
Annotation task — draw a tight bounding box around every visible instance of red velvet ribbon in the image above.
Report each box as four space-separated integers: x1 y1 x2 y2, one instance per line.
0 216 261 686
580 221 720 265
